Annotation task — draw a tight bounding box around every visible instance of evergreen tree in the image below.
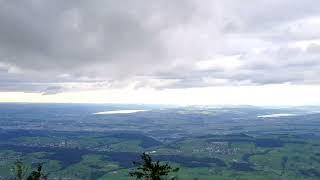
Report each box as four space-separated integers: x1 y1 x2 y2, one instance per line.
130 153 179 180
14 160 28 180
14 161 48 180
26 164 48 180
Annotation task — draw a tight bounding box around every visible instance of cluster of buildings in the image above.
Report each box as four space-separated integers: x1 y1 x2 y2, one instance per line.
18 140 80 149
193 142 240 155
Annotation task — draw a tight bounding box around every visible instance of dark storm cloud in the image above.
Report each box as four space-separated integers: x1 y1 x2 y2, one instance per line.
0 0 320 92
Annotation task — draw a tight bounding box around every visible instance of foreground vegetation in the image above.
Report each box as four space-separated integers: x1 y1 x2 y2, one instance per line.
1 132 320 179
14 161 48 180
11 153 179 180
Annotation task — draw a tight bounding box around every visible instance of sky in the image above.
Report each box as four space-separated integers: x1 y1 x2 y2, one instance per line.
1 0 320 106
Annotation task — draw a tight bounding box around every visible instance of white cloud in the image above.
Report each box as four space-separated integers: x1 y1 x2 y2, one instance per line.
0 0 320 105
196 55 243 71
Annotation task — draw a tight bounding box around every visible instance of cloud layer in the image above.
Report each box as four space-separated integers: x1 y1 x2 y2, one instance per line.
1 0 320 93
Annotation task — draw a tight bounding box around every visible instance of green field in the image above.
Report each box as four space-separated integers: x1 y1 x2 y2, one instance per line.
1 131 320 179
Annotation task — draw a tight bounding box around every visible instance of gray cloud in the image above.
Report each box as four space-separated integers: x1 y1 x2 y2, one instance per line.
0 0 320 92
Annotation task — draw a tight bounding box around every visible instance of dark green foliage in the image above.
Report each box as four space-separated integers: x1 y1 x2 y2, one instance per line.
129 153 179 180
14 161 47 180
26 164 48 180
14 160 28 180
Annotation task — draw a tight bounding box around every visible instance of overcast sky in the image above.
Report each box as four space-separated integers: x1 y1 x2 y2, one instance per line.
1 0 320 105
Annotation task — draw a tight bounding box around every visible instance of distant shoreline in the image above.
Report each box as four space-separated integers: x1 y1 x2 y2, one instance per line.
93 110 148 115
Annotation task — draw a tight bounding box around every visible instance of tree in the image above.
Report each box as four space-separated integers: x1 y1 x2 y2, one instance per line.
26 164 48 180
129 153 179 180
14 160 28 180
14 161 48 180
